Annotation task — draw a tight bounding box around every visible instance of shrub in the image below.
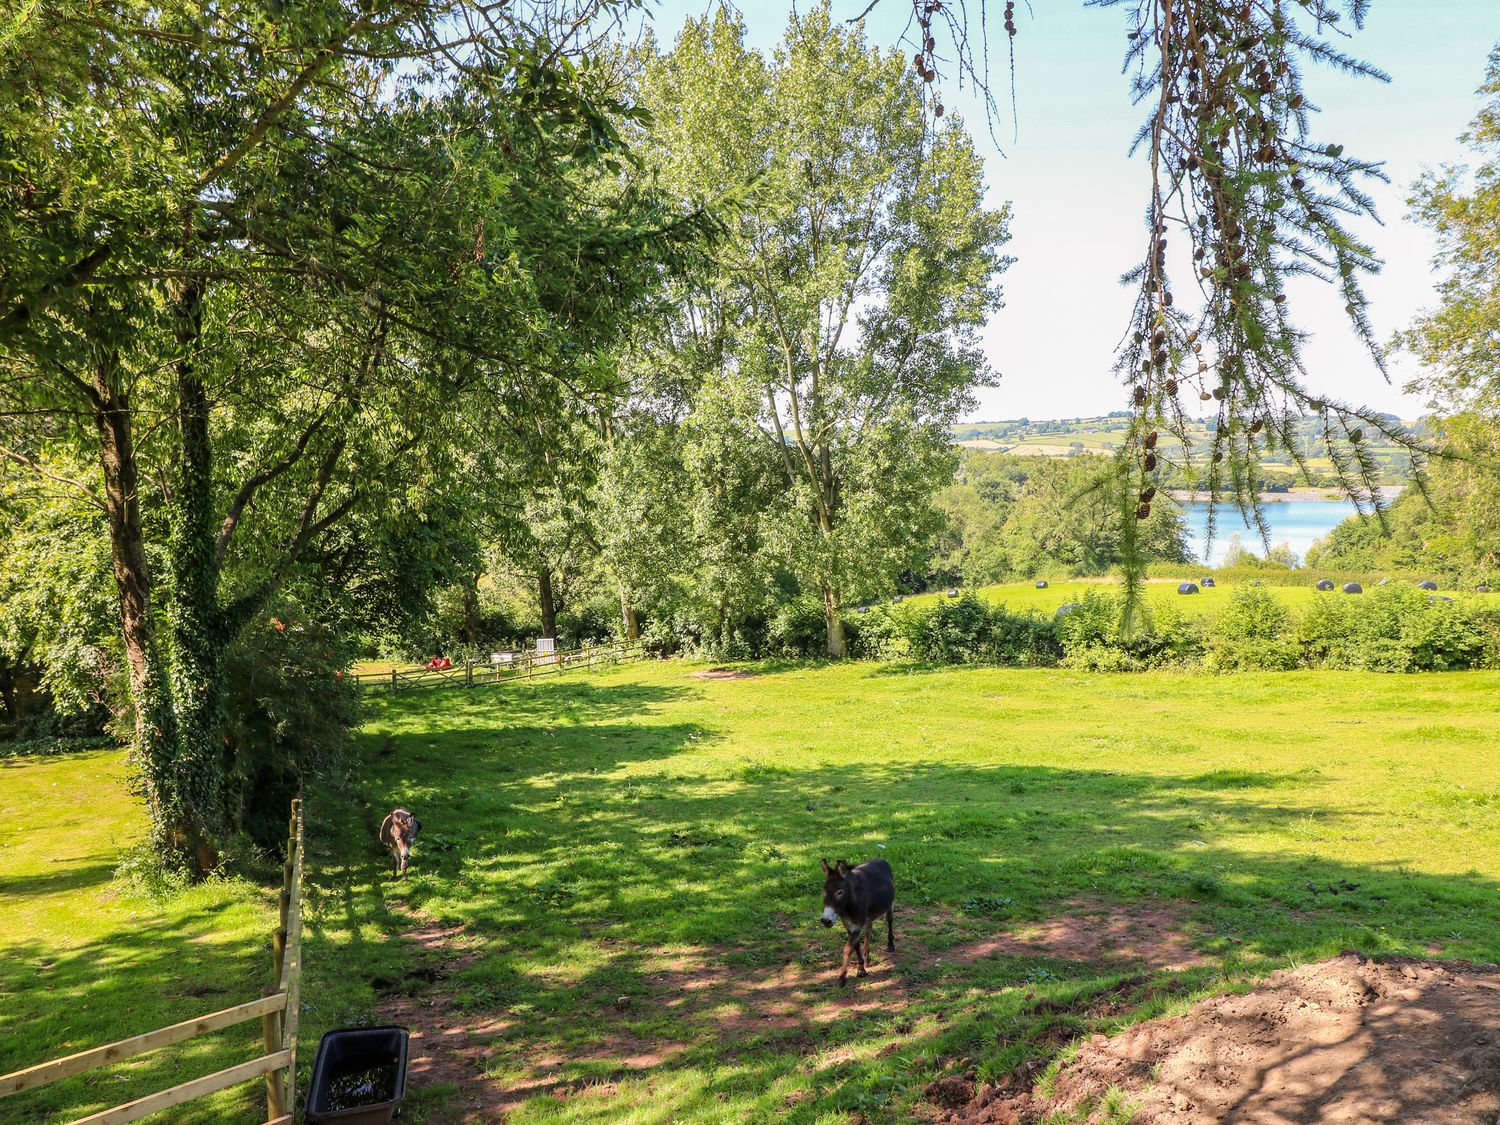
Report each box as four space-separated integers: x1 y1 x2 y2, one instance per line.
1205 586 1300 671
223 605 363 854
847 596 1060 665
911 593 994 663
1057 590 1203 670
1297 583 1490 672
766 596 830 657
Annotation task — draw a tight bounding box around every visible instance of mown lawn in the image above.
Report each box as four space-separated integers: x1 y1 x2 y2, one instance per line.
0 750 276 1124
301 659 1500 1123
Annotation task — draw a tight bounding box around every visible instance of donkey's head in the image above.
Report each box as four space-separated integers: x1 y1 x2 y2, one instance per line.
820 858 851 927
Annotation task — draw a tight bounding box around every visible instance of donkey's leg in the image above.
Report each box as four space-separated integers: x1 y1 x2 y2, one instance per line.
839 936 854 986
855 925 870 977
887 907 896 952
861 925 872 967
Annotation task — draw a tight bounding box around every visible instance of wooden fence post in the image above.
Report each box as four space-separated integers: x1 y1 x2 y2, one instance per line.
390 668 397 692
465 660 473 687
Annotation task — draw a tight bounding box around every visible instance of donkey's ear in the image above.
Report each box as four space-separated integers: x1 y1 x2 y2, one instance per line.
820 858 832 873
836 859 850 875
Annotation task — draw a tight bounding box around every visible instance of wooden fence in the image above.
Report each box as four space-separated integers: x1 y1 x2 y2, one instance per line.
355 639 644 693
2 800 306 1125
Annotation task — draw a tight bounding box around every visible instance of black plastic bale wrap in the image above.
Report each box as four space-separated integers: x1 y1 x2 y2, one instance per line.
306 1026 410 1124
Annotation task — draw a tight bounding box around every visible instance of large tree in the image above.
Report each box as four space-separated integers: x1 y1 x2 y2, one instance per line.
640 4 1011 656
1 0 705 870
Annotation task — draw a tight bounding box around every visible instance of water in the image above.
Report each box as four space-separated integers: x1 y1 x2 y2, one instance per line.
323 1059 399 1110
1183 499 1360 567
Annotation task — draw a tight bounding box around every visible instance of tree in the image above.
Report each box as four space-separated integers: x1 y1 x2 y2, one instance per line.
1310 46 1500 583
640 4 1011 655
1 1 707 871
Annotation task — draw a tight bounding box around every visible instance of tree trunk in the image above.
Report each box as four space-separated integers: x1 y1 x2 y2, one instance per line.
538 567 557 640
618 585 639 642
823 584 845 659
0 658 17 733
90 359 184 862
165 276 226 874
461 574 481 645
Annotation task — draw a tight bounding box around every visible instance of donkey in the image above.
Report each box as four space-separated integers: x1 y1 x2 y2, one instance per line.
820 858 895 986
379 808 422 879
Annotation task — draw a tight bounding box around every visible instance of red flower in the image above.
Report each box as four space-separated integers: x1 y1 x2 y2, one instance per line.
270 617 285 631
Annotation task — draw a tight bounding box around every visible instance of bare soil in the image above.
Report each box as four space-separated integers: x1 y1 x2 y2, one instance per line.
938 953 1500 1124
925 896 1207 972
688 667 757 680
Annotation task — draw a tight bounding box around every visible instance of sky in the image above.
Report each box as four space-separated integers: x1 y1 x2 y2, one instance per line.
639 0 1498 422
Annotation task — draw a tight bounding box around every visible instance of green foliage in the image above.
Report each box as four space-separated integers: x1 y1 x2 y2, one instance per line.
936 453 1193 585
634 4 1011 656
851 593 1061 666
0 0 707 868
1057 592 1204 671
1297 583 1493 672
1396 46 1500 416
1205 587 1301 671
765 596 831 658
220 606 362 853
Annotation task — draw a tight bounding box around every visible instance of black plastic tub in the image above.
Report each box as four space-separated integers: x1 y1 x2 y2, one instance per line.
305 1026 409 1123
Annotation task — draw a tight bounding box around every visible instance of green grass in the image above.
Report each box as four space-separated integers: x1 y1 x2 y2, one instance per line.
0 749 276 1124
297 660 1500 1123
902 577 1322 619
902 577 1495 621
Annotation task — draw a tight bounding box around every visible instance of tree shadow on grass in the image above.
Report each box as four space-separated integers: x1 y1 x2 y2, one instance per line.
300 679 1500 1123
0 858 119 900
0 905 273 1125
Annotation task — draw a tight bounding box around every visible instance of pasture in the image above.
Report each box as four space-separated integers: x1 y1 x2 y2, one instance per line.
900 576 1493 619
8 659 1500 1122
299 659 1500 1122
0 750 274 1123
901 577 1322 618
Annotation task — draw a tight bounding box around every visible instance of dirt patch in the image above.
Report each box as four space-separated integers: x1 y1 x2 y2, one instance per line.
939 953 1500 1124
637 939 908 1035
374 910 905 1122
688 667 757 680
928 896 1207 972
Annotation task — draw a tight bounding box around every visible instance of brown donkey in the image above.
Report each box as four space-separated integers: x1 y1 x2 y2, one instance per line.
379 808 422 879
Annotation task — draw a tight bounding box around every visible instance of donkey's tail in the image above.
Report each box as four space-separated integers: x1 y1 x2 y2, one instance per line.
886 907 895 951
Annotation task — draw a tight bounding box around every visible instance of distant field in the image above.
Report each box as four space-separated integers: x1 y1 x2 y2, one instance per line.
950 415 1414 486
901 577 1489 620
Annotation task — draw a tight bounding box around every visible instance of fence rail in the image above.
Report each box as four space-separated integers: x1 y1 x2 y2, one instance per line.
354 639 644 693
2 800 306 1125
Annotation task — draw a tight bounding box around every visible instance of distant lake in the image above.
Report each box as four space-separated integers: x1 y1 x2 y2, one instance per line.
1183 499 1360 566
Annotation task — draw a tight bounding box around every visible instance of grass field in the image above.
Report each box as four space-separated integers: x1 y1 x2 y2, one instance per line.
901 577 1494 621
901 577 1325 618
0 750 274 1123
9 658 1500 1123
298 659 1500 1123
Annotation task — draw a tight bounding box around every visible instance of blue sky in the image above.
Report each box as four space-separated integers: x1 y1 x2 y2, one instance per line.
638 0 1498 422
